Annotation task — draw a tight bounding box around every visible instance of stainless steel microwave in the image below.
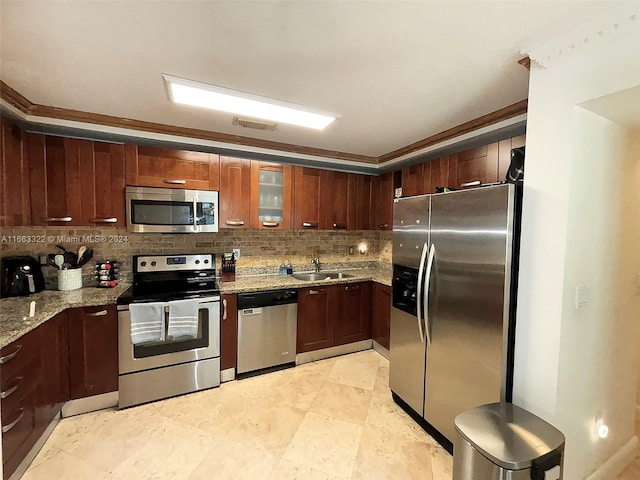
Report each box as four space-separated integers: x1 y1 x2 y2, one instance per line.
126 186 219 233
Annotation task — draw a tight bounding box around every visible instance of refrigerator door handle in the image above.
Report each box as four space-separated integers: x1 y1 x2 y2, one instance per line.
416 242 428 343
424 243 436 345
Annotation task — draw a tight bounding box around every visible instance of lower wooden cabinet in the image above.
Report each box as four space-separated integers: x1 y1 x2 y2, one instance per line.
67 305 118 400
1 311 69 480
220 294 238 371
372 283 392 350
297 282 372 353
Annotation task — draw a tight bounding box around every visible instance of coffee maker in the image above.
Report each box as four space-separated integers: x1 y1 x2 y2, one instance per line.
1 256 45 297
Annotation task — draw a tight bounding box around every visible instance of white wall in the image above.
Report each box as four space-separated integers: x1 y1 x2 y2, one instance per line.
513 12 640 479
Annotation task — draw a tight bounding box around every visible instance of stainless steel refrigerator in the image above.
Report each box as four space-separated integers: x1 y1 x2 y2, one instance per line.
389 183 520 452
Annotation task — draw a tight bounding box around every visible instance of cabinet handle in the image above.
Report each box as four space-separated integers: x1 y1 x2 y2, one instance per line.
302 222 318 228
0 345 22 364
345 285 360 291
89 217 118 223
222 298 228 320
1 376 23 399
225 220 245 226
377 223 389 229
86 309 108 317
309 289 325 295
163 179 187 185
46 217 72 222
2 408 24 433
262 221 280 227
460 180 481 187
333 223 347 229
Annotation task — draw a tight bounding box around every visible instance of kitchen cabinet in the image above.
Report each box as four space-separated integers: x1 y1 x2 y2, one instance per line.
1 323 40 480
401 163 427 197
297 286 333 353
67 305 118 400
219 156 251 228
125 145 220 191
355 174 373 230
0 121 31 226
292 166 322 230
448 143 499 189
297 282 372 353
372 283 392 350
333 282 371 346
27 134 126 227
425 155 450 194
250 161 292 230
322 171 357 230
371 172 394 230
220 294 238 371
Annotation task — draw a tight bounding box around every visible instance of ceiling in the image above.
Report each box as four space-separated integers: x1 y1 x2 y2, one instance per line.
0 1 627 162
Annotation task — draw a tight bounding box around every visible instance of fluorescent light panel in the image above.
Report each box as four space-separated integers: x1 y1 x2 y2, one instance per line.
163 74 339 130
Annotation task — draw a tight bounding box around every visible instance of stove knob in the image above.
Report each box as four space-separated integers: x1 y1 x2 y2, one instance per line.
204 259 209 264
195 260 200 265
141 261 147 267
151 261 157 267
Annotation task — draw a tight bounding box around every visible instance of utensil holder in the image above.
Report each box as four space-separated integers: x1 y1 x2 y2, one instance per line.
58 269 82 291
221 253 236 282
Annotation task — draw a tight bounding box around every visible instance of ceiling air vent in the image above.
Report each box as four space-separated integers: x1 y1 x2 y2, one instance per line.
232 117 278 131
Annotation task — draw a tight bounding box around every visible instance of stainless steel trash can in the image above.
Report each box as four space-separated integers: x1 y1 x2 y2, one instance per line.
454 403 565 480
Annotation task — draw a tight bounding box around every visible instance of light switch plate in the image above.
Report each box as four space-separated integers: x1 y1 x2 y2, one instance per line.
232 248 241 260
545 465 561 480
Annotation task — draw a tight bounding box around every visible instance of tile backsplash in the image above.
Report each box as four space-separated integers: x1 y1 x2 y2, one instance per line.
0 227 390 288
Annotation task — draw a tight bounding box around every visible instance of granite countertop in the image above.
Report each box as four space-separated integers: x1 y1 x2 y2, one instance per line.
219 266 392 294
0 284 130 349
0 266 392 349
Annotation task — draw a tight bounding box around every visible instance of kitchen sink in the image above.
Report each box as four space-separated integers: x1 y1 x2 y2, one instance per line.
291 272 354 281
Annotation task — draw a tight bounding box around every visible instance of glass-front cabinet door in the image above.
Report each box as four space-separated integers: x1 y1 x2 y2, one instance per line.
250 161 292 229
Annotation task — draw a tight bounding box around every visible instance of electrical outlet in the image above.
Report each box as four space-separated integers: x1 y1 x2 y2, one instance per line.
232 248 241 260
348 246 354 255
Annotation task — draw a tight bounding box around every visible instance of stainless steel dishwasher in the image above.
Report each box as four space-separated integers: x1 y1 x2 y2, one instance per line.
237 289 298 375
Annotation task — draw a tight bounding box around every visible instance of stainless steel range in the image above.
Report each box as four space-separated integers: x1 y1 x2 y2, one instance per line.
116 254 220 408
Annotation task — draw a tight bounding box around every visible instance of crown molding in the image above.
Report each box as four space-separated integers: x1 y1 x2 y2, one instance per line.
521 4 639 69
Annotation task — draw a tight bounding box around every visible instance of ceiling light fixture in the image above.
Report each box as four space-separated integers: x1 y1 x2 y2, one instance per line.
163 74 340 130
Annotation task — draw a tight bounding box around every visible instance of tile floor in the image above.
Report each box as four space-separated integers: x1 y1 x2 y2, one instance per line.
22 350 453 480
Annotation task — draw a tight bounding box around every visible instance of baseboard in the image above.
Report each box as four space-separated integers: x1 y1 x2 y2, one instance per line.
62 391 118 418
372 340 389 360
296 339 372 365
585 435 639 480
221 367 236 383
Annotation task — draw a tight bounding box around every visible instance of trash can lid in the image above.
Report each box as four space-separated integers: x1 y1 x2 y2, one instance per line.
454 402 565 470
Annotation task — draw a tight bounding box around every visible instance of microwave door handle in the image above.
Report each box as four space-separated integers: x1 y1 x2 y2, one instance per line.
193 199 198 231
416 242 428 343
424 244 436 345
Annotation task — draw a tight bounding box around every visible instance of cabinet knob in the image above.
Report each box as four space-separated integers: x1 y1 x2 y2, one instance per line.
262 221 280 227
2 408 24 433
163 179 187 185
333 223 347 229
46 217 72 222
86 309 108 317
222 298 228 320
377 223 389 229
1 376 23 399
309 289 325 295
302 222 318 228
460 180 481 187
225 220 245 226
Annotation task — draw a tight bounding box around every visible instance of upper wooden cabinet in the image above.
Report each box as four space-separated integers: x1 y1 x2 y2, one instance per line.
425 155 450 194
401 163 426 197
293 166 322 230
355 174 373 230
27 135 126 227
125 145 220 191
219 156 251 228
448 143 499 189
0 121 31 226
371 172 394 230
322 171 357 230
250 161 292 230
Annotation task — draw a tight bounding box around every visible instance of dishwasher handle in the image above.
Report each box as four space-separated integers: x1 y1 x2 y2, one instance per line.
238 289 298 309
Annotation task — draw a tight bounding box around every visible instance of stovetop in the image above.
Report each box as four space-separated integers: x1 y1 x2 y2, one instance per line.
117 253 220 305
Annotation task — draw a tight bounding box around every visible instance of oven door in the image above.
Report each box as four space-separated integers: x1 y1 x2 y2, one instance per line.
126 186 219 233
118 298 220 375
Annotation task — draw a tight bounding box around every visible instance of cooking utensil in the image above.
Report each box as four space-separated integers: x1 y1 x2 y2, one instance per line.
77 247 94 267
54 255 64 270
63 251 78 267
77 246 86 262
56 244 68 253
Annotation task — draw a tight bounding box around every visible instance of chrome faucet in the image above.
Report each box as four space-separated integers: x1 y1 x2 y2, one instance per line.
311 257 321 273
